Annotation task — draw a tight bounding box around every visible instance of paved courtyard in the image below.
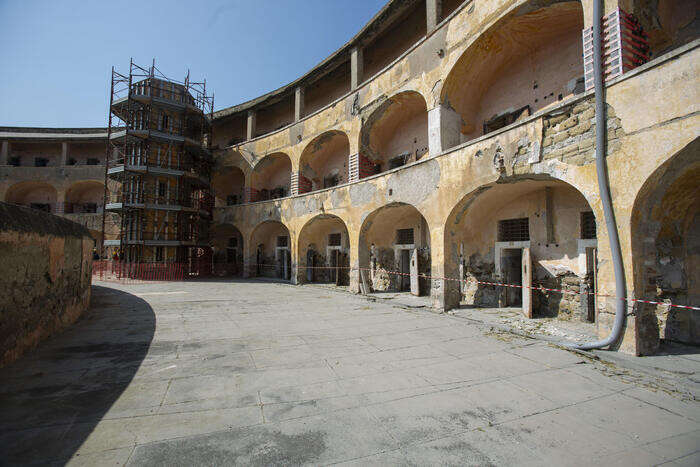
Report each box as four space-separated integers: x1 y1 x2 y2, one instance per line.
1 280 699 466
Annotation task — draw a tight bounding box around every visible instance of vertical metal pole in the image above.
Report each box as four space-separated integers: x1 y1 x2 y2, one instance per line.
100 67 115 259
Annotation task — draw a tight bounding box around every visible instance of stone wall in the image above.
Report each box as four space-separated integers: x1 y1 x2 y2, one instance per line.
541 98 624 165
0 202 93 366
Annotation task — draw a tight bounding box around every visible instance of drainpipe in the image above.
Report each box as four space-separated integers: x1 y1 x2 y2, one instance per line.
568 0 627 350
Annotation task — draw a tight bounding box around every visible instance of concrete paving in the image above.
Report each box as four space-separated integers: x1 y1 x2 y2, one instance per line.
1 279 698 466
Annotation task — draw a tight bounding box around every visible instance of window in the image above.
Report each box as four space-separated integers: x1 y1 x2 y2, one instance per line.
226 195 238 206
87 158 100 165
396 228 414 245
67 158 77 166
277 236 288 248
328 233 341 246
581 211 596 239
498 218 530 242
9 156 20 166
155 246 164 262
84 203 97 213
483 106 530 135
34 157 48 167
30 203 51 212
157 182 167 197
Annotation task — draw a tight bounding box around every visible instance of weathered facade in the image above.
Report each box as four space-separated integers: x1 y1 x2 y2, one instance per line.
209 0 699 355
1 0 697 355
0 127 115 245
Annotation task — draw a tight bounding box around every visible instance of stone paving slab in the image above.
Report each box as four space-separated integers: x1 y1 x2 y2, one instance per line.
0 280 698 465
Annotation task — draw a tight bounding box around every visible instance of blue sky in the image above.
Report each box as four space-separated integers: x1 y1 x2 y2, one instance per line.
0 0 386 127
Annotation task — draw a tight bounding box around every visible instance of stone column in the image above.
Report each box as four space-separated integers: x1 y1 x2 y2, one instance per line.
242 241 252 278
426 0 442 32
351 46 363 91
0 141 8 165
246 110 257 140
61 142 69 166
294 86 305 122
428 104 462 156
430 225 461 311
56 189 66 215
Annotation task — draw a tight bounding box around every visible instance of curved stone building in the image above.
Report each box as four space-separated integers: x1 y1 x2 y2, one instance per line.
1 0 697 355
0 127 114 245
208 0 699 355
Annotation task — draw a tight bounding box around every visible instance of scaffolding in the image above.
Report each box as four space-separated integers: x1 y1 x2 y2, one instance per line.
101 59 214 274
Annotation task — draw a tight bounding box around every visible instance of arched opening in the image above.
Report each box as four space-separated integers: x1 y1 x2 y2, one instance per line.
631 137 700 351
5 181 58 213
441 2 584 148
65 181 104 213
250 152 291 201
359 202 431 296
211 223 245 276
359 91 428 177
444 178 598 321
297 214 350 286
298 131 350 193
212 166 245 206
249 220 291 280
626 0 699 58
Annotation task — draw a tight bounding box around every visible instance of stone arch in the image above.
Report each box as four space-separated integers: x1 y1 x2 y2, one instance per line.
442 177 598 319
358 91 429 178
298 131 350 193
440 1 584 148
297 214 350 285
631 136 700 351
5 181 58 213
249 220 291 279
65 180 104 213
250 152 292 201
359 202 431 295
212 166 246 207
211 223 245 276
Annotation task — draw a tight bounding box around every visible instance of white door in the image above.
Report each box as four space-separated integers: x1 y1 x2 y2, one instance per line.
522 247 532 318
410 248 419 296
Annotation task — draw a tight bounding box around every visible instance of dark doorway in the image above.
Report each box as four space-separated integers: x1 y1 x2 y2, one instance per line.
501 248 523 306
584 247 597 322
399 249 411 291
306 249 316 282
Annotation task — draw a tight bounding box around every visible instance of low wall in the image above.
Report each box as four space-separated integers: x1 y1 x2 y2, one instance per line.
0 202 93 366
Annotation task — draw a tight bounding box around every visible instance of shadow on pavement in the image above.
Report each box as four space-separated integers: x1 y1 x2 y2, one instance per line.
0 285 156 464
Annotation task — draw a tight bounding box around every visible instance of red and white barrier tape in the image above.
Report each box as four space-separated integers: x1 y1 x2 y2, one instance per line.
249 263 700 311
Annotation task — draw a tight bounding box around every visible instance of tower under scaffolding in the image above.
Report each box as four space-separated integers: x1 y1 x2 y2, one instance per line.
101 59 214 275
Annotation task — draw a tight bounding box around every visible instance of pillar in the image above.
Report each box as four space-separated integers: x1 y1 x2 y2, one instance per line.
61 142 69 166
246 110 257 140
426 0 442 32
294 86 305 122
348 233 361 294
0 141 8 166
428 104 462 155
56 189 66 215
351 46 363 91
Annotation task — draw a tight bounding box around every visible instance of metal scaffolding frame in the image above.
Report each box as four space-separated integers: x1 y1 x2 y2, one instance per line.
101 58 214 269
